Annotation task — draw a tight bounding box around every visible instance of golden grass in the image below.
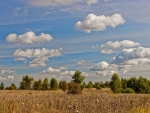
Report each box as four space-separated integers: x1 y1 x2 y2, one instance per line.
0 89 149 113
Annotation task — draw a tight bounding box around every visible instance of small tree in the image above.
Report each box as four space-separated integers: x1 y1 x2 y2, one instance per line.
19 75 34 90
59 80 68 92
33 79 42 90
50 78 59 90
121 78 128 90
0 82 4 90
127 77 138 92
42 78 50 90
72 70 85 84
81 82 86 90
87 81 93 89
94 82 101 90
68 82 82 94
110 73 122 93
11 83 17 90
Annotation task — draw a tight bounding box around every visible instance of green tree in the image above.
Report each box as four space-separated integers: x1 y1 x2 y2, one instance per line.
81 82 86 90
33 79 42 90
110 73 122 93
104 81 111 88
137 76 150 93
127 77 138 92
0 82 4 90
11 83 17 90
72 70 85 84
121 78 128 90
68 82 82 94
50 78 59 90
59 80 68 92
86 81 93 89
19 75 34 90
42 78 50 90
94 82 101 90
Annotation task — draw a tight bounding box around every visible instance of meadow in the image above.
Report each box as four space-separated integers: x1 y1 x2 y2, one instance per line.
0 89 150 113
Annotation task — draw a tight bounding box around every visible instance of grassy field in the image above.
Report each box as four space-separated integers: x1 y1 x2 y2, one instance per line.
0 89 150 113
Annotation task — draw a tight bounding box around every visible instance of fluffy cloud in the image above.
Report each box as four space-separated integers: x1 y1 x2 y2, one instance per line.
14 48 61 67
77 60 84 64
86 0 99 5
100 40 140 54
75 13 125 33
42 67 61 73
6 31 53 44
91 61 130 76
1 69 16 75
111 47 150 65
0 76 14 81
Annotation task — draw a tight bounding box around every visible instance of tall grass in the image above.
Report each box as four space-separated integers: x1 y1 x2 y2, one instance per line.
0 89 149 113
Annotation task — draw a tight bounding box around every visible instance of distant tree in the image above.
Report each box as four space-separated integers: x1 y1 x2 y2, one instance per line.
68 82 82 94
86 81 93 89
137 76 150 93
94 82 101 90
99 82 105 88
59 80 68 92
81 82 86 90
121 78 128 90
50 78 59 90
104 81 111 88
42 78 50 90
127 77 138 92
33 79 42 90
0 82 4 90
5 83 17 90
72 71 85 84
122 88 135 94
110 73 122 93
19 75 34 90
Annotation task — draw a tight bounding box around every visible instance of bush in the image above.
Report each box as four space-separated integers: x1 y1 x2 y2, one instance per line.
68 82 82 94
59 80 68 92
122 88 135 93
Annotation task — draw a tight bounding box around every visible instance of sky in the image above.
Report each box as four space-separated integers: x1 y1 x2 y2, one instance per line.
1 0 150 86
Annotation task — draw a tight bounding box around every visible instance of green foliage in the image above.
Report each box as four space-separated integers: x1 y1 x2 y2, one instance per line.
19 75 34 90
50 78 59 90
86 81 93 89
122 88 135 93
137 76 150 93
121 78 128 90
0 82 4 90
59 80 68 92
33 79 42 90
81 82 86 90
127 77 138 92
104 81 110 88
94 82 101 90
72 70 85 84
5 83 17 90
42 78 50 90
99 82 105 88
68 82 82 94
110 73 122 93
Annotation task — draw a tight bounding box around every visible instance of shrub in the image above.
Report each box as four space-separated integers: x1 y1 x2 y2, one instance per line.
59 80 68 92
122 88 135 93
68 82 82 94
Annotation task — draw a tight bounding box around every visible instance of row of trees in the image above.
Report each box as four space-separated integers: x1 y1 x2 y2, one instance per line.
0 71 150 94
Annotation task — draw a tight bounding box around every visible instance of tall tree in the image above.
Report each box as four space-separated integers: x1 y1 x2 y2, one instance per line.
127 77 138 92
50 78 59 90
19 75 34 90
110 73 122 93
42 78 50 90
0 82 4 90
72 70 85 84
121 78 128 90
33 79 42 90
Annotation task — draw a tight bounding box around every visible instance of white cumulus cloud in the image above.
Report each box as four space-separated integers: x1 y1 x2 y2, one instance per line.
86 0 99 5
6 31 53 44
42 67 61 73
1 69 16 75
100 40 140 54
75 13 125 33
14 48 61 67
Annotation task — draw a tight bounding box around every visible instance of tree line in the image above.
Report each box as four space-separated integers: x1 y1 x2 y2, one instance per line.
0 71 150 94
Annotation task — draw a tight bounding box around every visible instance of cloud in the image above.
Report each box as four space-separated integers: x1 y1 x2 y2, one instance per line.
77 60 84 65
111 47 150 65
91 61 130 76
86 0 99 5
75 13 125 33
42 67 61 73
0 76 14 81
100 40 140 54
1 69 16 75
6 31 53 44
14 48 61 67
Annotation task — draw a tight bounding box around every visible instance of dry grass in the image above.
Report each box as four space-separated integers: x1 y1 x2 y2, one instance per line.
0 89 149 113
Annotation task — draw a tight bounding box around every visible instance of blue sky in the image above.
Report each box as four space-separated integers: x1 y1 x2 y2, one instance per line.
1 0 150 86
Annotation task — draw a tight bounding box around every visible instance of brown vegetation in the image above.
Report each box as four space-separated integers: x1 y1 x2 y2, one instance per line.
0 89 150 113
